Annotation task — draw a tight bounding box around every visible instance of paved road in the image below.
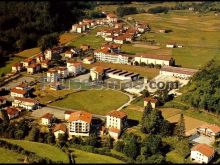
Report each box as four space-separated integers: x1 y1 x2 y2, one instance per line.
115 90 135 111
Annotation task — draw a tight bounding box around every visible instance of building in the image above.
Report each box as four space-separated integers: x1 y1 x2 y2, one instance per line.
44 49 53 60
94 48 130 64
64 111 73 121
53 123 67 139
106 13 118 23
105 35 114 42
68 111 92 137
0 96 7 107
10 88 28 98
41 113 54 126
134 54 172 66
64 50 74 59
66 61 83 76
197 124 220 139
27 63 41 74
41 59 51 69
101 43 121 54
22 58 36 68
113 35 126 44
35 53 45 63
12 62 23 73
105 68 139 81
106 110 127 139
57 67 68 79
12 97 40 110
80 44 90 51
190 144 215 163
5 107 20 120
83 57 95 64
144 97 159 109
47 69 59 82
166 43 177 48
90 66 106 81
160 66 199 79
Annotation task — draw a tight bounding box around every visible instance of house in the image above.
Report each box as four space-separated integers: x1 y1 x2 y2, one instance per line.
190 144 215 163
27 63 41 74
90 66 106 81
66 61 83 76
41 60 51 69
134 54 172 66
80 44 90 51
101 43 121 54
68 111 92 137
160 66 199 79
35 53 45 63
53 123 67 139
12 62 23 73
106 110 127 139
64 111 73 121
144 97 159 109
197 124 220 139
47 69 59 82
166 42 177 48
41 113 54 126
0 96 7 107
113 35 126 44
99 126 108 136
64 50 74 59
76 25 84 33
83 57 95 64
22 58 36 68
106 13 118 23
105 35 114 42
10 88 28 98
71 24 78 32
48 82 61 91
44 49 53 60
57 67 68 79
15 82 32 92
5 107 19 120
12 97 40 110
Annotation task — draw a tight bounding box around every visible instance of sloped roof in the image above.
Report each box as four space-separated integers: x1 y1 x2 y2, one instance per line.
107 110 127 119
68 111 92 123
191 144 215 157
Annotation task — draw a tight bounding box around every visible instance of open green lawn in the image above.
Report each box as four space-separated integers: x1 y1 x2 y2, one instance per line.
0 56 23 75
70 149 124 164
124 10 220 69
2 139 69 163
122 106 143 121
0 148 24 163
69 26 106 49
15 47 41 58
50 89 129 115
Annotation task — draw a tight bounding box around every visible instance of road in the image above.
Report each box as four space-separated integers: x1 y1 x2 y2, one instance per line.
115 90 135 111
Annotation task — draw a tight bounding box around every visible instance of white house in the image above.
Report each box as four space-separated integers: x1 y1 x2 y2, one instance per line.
134 54 172 66
66 61 83 76
190 143 215 164
90 66 106 81
41 113 54 126
12 97 40 110
44 49 53 60
57 67 68 79
144 97 159 109
197 124 220 139
64 50 74 59
5 107 20 120
83 57 95 64
47 69 59 82
113 35 126 44
22 58 36 68
106 13 118 23
64 111 73 121
160 66 199 79
10 88 28 98
12 62 23 73
53 123 67 139
68 111 92 137
27 63 41 74
106 110 127 139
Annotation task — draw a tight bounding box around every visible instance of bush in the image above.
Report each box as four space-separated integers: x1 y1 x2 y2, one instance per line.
148 6 169 14
163 101 189 110
116 6 138 17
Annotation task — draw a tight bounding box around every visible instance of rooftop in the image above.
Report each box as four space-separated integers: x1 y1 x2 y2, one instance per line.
135 54 171 61
68 111 92 123
53 123 67 133
191 143 215 157
41 113 54 120
161 66 199 76
107 110 127 119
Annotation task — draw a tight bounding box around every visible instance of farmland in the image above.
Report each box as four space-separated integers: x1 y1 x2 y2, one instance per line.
15 47 41 58
50 89 129 115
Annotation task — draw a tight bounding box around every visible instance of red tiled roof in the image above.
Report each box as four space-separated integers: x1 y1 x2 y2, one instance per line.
199 124 220 134
53 123 67 133
6 107 19 116
93 66 105 73
12 62 22 67
41 113 53 120
114 35 126 41
107 13 117 18
109 127 120 133
68 111 92 123
14 97 39 104
41 59 51 64
144 97 158 103
28 63 40 68
64 111 73 114
191 144 215 157
135 54 171 61
161 66 198 76
94 48 110 54
107 110 127 119
11 88 27 95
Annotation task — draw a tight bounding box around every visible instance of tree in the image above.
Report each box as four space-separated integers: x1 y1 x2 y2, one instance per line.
102 135 113 149
57 133 68 147
46 130 55 144
113 140 125 152
142 89 150 98
38 33 59 51
174 113 185 140
142 135 162 155
27 126 40 142
176 139 190 157
1 110 9 125
141 101 152 132
15 130 24 140
84 133 99 147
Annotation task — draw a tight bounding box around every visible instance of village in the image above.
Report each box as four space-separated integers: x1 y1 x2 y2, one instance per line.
0 9 220 164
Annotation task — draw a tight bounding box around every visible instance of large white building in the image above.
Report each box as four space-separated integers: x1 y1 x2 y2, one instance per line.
12 97 40 110
160 66 199 79
197 124 220 139
68 111 92 137
190 144 215 164
134 54 172 66
66 61 83 76
106 110 127 139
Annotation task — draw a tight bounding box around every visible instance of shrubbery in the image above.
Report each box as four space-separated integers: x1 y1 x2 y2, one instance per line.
148 6 169 14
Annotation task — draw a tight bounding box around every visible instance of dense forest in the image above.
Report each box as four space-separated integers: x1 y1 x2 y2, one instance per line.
0 1 97 56
180 59 220 114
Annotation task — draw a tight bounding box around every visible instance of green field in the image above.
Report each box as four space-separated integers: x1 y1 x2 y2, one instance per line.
70 149 124 164
69 26 106 49
50 90 129 115
124 10 220 69
15 47 41 58
0 148 24 163
2 139 69 163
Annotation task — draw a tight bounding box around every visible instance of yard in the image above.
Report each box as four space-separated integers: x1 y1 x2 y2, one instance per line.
50 89 129 115
0 148 24 163
1 139 69 163
70 149 124 164
83 62 159 79
15 47 41 58
59 32 82 45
